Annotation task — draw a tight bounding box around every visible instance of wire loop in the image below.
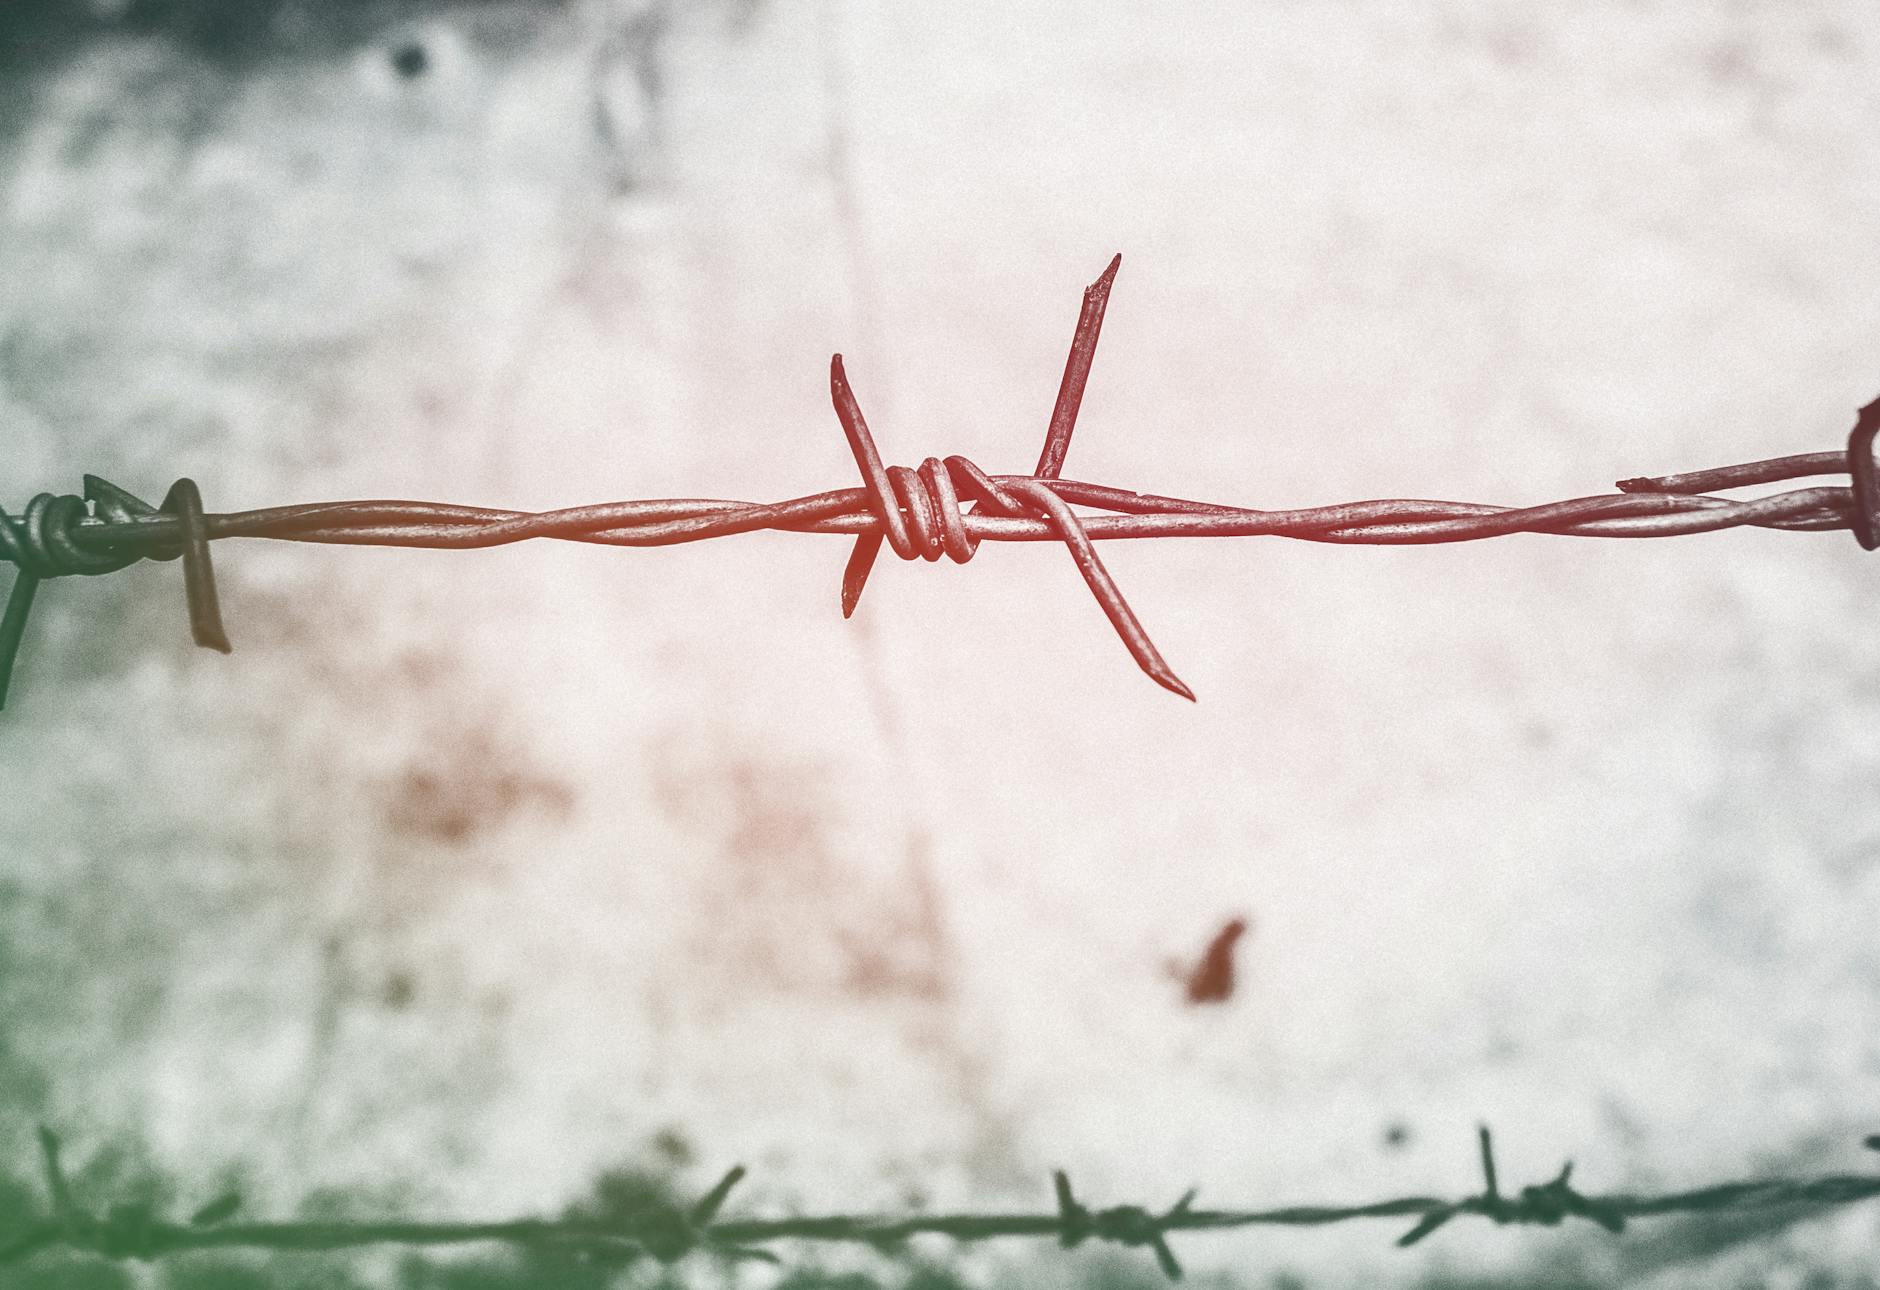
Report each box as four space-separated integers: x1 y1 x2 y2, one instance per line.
1846 395 1880 550
1398 1127 1628 1246
0 477 229 710
1055 1171 1195 1280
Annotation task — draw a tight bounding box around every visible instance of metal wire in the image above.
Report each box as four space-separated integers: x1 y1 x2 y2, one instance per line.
4 256 1878 707
7 1126 1880 1281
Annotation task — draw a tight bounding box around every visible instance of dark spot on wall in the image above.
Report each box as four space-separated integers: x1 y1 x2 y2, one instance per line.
389 40 427 79
0 2 91 70
650 1126 694 1167
383 761 573 846
570 1164 683 1226
1178 915 1249 1005
1483 1028 1521 1065
1383 1121 1412 1150
399 649 447 688
1813 24 1850 56
0 0 573 72
1703 38 1756 88
1482 20 1540 67
381 969 415 1009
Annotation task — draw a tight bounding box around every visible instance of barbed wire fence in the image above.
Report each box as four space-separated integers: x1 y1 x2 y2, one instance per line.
4 254 1879 708
7 1126 1880 1281
5 258 1880 1283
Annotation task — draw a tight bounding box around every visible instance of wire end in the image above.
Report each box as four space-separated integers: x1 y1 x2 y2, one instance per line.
1154 668 1197 703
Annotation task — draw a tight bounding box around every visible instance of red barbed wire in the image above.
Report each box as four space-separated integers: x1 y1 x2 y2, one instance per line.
4 255 1878 708
9 1126 1880 1281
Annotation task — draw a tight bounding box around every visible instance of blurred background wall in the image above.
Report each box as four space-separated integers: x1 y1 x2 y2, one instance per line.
3 2 1880 1286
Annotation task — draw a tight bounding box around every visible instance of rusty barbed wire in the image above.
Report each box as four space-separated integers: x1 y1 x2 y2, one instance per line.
8 1126 1880 1281
4 255 1879 708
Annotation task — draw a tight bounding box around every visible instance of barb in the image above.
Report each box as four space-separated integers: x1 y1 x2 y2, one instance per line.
4 257 1878 708
6 1127 1880 1281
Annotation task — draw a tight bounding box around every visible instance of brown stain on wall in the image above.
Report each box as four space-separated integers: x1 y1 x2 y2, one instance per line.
649 731 949 1004
380 727 575 846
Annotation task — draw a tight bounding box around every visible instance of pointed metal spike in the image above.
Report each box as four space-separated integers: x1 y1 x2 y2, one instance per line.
1148 1231 1183 1281
1397 1209 1454 1247
1034 254 1123 482
829 354 910 559
159 480 231 654
1008 480 1195 700
690 1166 746 1226
82 476 157 524
189 1192 241 1227
1477 1126 1501 1202
35 1127 75 1218
722 1244 781 1264
841 533 883 617
0 571 41 711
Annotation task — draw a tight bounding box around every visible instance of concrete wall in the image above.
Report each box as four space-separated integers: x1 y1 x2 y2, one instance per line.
3 2 1880 1284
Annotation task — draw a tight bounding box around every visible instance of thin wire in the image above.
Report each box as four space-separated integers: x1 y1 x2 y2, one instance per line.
7 1126 1880 1281
3 257 1878 707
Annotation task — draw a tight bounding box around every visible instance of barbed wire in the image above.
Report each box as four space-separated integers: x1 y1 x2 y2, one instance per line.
4 255 1878 707
7 1126 1880 1281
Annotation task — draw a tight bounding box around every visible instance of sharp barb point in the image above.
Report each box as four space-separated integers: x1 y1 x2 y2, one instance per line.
190 1193 241 1227
840 532 883 618
1398 1210 1453 1247
161 479 232 654
1156 669 1197 703
1150 1234 1183 1281
0 571 41 712
692 1165 746 1226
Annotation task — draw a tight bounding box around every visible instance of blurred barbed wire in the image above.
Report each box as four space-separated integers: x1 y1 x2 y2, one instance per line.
4 255 1877 707
8 1126 1880 1282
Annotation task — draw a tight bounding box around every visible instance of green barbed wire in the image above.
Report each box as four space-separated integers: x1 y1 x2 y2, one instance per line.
8 1127 1880 1281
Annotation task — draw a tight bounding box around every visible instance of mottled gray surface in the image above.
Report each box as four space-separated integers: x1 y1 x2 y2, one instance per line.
3 2 1880 1285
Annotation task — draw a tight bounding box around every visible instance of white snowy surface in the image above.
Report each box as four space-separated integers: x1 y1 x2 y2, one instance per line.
4 1 1880 1285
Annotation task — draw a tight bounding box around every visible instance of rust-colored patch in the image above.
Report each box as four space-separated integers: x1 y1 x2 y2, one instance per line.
382 727 575 845
651 732 950 1003
1169 915 1251 1006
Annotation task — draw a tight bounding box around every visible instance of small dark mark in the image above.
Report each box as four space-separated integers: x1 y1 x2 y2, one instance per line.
390 42 428 79
1384 1122 1412 1150
382 970 415 1010
1177 916 1249 1005
652 1127 695 1167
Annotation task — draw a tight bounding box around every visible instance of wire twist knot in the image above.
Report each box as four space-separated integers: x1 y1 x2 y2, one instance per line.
1053 1170 1196 1280
0 491 136 580
1398 1127 1627 1246
823 256 1193 699
627 1166 775 1266
0 476 228 709
1846 394 1880 550
14 1128 239 1265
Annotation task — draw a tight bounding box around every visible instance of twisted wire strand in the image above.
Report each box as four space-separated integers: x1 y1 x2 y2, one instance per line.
7 1127 1880 1281
3 255 1877 708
